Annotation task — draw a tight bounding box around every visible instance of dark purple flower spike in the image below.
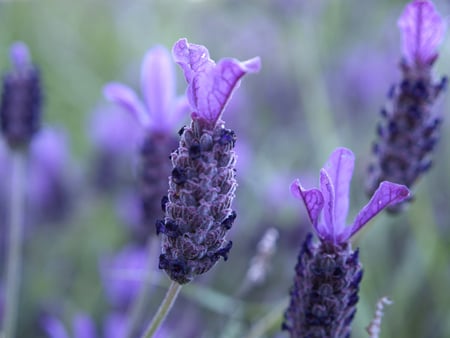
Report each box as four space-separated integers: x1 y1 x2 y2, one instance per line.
368 0 447 212
0 42 42 149
104 46 188 236
283 148 409 337
158 38 261 284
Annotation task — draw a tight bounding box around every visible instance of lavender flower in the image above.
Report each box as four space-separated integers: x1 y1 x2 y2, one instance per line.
367 0 447 210
283 148 409 337
104 46 189 236
0 42 42 149
28 128 74 224
157 38 261 284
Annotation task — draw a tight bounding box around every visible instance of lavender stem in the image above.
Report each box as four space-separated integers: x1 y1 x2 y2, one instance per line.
141 280 182 338
3 151 26 338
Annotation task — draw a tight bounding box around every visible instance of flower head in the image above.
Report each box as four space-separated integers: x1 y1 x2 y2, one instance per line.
291 148 410 244
398 0 446 67
0 41 42 149
103 45 190 132
172 38 261 127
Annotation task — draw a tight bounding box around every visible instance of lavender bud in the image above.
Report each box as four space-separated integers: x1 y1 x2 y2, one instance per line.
159 119 238 284
283 234 363 338
0 42 41 149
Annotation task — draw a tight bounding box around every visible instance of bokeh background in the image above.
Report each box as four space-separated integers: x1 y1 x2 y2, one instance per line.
1 0 450 337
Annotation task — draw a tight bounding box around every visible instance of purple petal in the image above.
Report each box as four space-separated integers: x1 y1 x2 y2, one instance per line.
172 38 261 125
103 312 127 338
323 147 354 234
290 179 324 228
320 169 336 242
10 41 31 70
398 0 446 66
73 314 96 338
346 182 410 241
41 316 70 338
141 46 176 130
103 82 149 127
168 95 191 127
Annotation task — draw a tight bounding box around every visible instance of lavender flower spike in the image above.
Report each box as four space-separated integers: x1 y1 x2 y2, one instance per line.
367 0 447 212
104 46 189 234
398 0 446 68
0 41 42 149
292 148 410 244
158 39 261 284
283 148 409 338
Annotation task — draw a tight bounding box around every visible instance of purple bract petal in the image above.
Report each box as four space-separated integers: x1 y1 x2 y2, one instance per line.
73 314 96 338
291 147 411 245
323 147 354 234
290 179 324 228
10 41 31 70
319 169 336 242
346 181 410 241
398 0 445 66
103 82 149 127
41 316 70 338
172 38 261 126
141 46 176 130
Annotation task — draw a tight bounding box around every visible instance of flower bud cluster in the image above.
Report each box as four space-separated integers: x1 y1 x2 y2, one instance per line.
158 117 237 284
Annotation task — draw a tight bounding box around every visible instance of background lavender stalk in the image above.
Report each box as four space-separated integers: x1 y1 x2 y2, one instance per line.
141 38 260 338
367 0 446 212
104 45 189 336
284 148 409 337
0 42 41 338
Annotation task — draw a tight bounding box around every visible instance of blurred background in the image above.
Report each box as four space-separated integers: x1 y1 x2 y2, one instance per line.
0 0 450 337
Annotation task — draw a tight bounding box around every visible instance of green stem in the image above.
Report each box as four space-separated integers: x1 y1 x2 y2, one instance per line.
141 281 182 338
3 152 26 338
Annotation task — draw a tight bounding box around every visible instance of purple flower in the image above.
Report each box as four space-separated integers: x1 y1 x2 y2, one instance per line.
398 0 446 67
0 41 42 148
291 148 410 245
172 38 261 127
100 245 148 310
158 39 260 284
103 45 190 131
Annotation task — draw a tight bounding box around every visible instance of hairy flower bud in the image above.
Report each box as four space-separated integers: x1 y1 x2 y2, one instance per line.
158 118 237 284
283 234 363 338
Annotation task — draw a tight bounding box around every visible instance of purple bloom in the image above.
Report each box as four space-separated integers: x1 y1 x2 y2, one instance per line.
103 45 190 131
398 0 445 67
291 148 410 245
100 245 148 310
0 41 42 148
28 128 74 224
172 38 261 127
158 39 260 284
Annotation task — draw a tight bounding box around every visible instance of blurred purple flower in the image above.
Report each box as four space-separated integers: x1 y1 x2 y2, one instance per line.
28 128 74 224
0 41 42 148
42 312 131 338
291 148 410 244
398 0 445 67
103 45 190 132
88 105 141 192
100 245 148 310
172 38 261 127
